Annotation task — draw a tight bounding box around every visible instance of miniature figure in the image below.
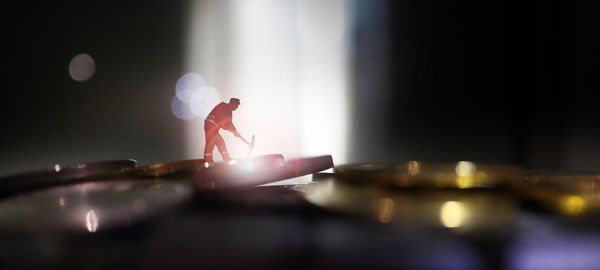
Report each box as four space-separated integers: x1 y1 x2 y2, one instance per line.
203 98 252 162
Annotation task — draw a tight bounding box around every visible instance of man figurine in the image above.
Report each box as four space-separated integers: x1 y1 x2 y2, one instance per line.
204 98 247 162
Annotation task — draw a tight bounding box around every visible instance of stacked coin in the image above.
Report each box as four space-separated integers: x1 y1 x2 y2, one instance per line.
304 161 523 232
111 154 285 179
0 180 193 234
510 171 600 217
334 161 522 189
0 155 334 234
194 155 333 190
0 159 137 198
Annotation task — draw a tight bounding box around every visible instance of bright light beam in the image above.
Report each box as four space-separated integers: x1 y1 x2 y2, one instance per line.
185 0 350 163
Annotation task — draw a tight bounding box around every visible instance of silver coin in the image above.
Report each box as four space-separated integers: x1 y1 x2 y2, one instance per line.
0 179 193 234
0 160 137 198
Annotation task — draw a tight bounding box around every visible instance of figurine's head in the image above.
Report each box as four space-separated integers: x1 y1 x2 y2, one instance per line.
229 98 240 111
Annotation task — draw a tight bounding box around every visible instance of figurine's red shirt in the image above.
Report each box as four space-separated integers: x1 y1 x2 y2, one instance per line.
205 102 236 132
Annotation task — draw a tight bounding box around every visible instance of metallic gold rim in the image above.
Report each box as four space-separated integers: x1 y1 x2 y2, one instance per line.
303 177 516 230
334 161 523 189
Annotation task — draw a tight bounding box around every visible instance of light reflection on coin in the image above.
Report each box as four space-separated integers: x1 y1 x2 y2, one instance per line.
0 180 193 234
113 154 286 179
334 161 523 189
511 171 600 216
303 175 517 231
195 155 333 190
0 160 137 198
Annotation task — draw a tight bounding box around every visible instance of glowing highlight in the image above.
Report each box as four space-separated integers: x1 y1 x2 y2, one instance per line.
440 201 468 228
69 53 95 82
377 197 395 223
85 209 99 232
561 195 586 215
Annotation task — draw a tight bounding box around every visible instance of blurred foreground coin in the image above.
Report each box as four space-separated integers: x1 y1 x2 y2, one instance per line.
0 180 192 234
511 171 600 217
0 160 137 198
334 161 523 189
304 162 521 232
303 175 516 232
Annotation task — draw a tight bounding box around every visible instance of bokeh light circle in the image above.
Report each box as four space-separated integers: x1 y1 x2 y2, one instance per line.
189 86 221 118
69 53 96 82
171 95 196 120
176 73 206 102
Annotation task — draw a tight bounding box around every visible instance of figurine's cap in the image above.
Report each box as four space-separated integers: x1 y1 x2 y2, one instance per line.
230 98 240 105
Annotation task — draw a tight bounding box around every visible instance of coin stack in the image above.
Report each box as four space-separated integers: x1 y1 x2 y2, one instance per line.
304 161 524 233
0 155 334 234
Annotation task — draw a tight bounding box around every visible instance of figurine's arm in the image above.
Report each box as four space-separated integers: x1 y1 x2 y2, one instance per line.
224 122 247 143
222 121 238 135
227 123 254 148
222 110 249 146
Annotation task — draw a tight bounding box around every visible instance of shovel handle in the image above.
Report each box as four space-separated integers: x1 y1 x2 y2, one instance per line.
240 135 254 149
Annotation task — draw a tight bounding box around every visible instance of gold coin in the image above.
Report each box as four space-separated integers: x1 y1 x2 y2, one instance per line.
510 171 600 217
303 175 516 231
334 161 523 189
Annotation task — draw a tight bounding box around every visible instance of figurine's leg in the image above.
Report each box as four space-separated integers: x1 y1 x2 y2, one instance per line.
204 137 216 162
214 134 230 161
204 123 217 162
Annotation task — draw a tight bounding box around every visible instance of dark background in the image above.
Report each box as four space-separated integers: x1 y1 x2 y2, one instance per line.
2 0 600 176
2 2 186 175
351 0 600 170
